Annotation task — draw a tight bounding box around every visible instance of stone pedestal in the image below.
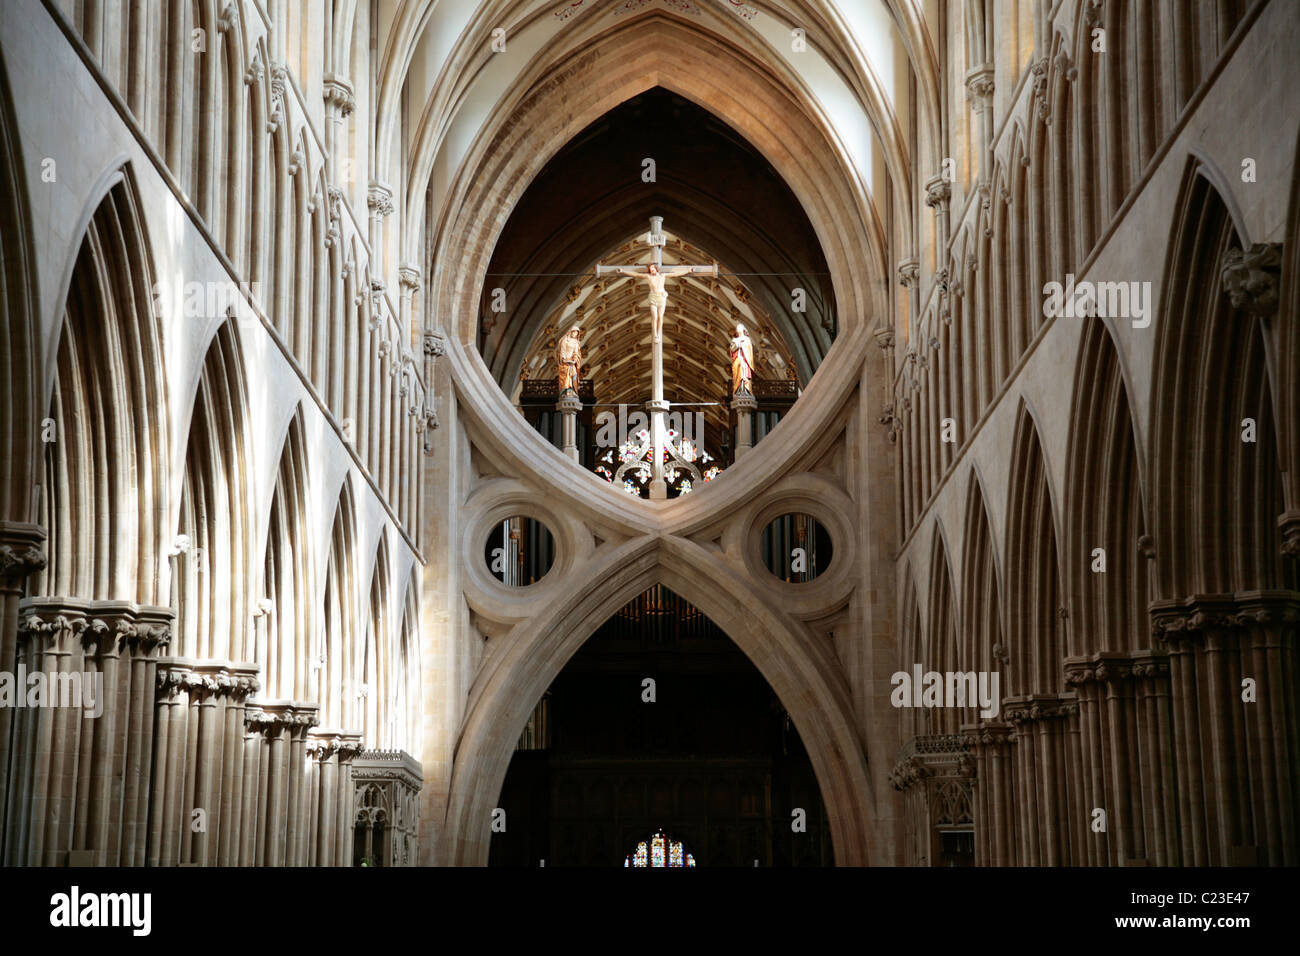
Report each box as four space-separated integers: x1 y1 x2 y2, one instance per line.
731 389 757 460
557 389 582 463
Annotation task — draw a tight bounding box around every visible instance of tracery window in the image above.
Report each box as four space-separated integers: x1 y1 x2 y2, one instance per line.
623 830 696 867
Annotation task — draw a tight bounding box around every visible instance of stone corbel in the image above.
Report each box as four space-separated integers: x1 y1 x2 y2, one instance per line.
1280 511 1300 558
924 176 951 211
1221 242 1281 315
897 259 919 289
367 181 395 220
322 73 355 120
0 521 47 586
964 65 995 111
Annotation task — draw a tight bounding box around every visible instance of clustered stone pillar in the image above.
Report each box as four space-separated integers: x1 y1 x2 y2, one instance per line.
963 722 1014 866
557 389 582 462
240 702 319 866
5 598 171 866
306 730 364 866
1152 593 1300 866
1063 652 1178 865
1001 695 1079 866
0 522 47 861
731 389 756 460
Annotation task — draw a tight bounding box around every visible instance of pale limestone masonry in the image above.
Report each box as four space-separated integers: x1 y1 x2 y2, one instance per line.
0 0 1295 867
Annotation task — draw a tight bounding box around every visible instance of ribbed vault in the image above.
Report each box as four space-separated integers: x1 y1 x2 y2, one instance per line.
513 229 800 441
481 88 835 394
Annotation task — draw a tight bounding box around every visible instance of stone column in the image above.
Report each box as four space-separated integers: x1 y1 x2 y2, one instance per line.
557 390 583 463
367 182 394 276
965 66 996 185
149 657 194 867
924 178 951 258
321 73 354 180
11 602 89 865
731 390 757 460
398 264 422 344
0 522 45 861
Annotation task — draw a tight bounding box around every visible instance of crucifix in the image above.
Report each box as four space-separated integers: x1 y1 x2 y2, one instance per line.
595 216 718 499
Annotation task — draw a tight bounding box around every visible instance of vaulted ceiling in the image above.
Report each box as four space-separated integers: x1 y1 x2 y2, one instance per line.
480 88 835 398
513 229 800 439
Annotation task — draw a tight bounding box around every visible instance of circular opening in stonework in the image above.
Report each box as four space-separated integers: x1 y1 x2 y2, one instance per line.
759 513 833 583
483 516 556 586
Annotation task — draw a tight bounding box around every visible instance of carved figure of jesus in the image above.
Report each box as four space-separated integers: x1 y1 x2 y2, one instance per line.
730 323 755 394
615 262 695 342
556 326 582 392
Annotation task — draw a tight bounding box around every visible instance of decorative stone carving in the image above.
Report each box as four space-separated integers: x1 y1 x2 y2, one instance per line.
1280 511 1300 558
924 177 951 210
367 181 394 218
322 73 355 119
1054 49 1077 83
398 264 422 294
964 66 995 109
1221 242 1281 315
897 258 919 288
1030 58 1050 123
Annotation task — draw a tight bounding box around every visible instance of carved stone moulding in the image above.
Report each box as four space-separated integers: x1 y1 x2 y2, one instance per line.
1221 242 1281 316
0 520 47 584
18 596 173 657
307 729 365 762
1064 649 1169 686
1150 590 1300 647
154 656 261 701
246 700 320 735
1001 692 1078 725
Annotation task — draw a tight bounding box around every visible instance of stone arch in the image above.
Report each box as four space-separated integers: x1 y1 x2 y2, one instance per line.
1004 400 1065 695
1065 320 1150 655
361 531 391 747
320 477 360 730
38 167 169 606
924 520 960 733
423 14 884 505
1149 162 1292 597
257 403 315 700
440 534 875 866
0 47 39 528
1278 126 1300 554
174 319 254 661
959 465 1004 685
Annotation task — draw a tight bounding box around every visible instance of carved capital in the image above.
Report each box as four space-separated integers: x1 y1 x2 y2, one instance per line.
398 264 422 294
0 543 47 583
322 73 355 119
897 259 920 288
367 181 395 218
924 177 951 210
1280 511 1300 558
423 329 446 359
1221 242 1281 315
964 66 995 108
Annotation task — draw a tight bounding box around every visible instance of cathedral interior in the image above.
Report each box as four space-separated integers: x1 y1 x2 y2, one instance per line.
0 0 1297 872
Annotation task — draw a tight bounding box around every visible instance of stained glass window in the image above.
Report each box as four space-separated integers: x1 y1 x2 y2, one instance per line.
624 829 696 867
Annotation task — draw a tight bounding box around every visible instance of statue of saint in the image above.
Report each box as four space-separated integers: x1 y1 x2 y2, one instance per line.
730 323 755 394
557 326 582 392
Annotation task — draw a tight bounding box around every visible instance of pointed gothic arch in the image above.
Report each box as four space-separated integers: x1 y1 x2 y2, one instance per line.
174 318 254 661
320 477 360 730
1004 400 1065 696
38 168 169 605
258 403 314 701
1065 321 1150 655
441 534 876 866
